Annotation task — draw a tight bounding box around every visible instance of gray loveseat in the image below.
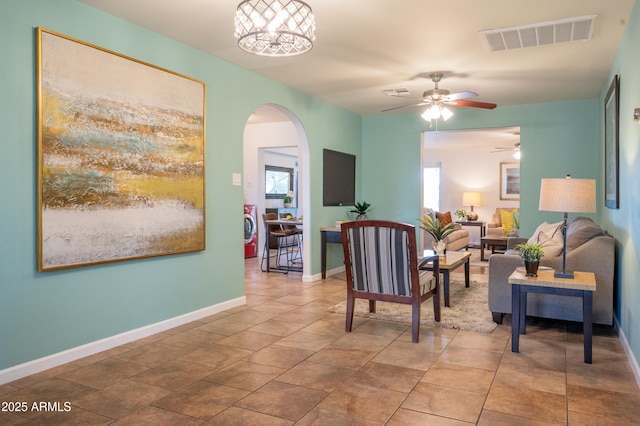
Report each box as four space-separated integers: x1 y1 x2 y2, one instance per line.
488 217 614 325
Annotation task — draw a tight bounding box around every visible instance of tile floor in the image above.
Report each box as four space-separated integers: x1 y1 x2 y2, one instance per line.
1 254 639 425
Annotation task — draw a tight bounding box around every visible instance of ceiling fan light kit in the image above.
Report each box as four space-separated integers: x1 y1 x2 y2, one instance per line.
234 0 315 57
421 103 453 122
382 72 496 125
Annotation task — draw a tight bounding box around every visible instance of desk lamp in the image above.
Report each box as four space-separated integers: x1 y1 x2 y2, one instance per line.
538 175 596 278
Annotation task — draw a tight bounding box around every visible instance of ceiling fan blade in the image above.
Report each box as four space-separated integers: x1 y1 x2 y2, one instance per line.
382 102 427 112
445 91 478 101
450 99 497 109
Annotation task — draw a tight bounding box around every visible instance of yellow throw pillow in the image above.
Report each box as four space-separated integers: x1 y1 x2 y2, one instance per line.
500 209 518 236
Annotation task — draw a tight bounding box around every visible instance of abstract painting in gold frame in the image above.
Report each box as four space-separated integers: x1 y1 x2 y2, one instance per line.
37 28 206 271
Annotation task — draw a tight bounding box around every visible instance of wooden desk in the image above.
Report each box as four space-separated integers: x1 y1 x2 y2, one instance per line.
509 269 596 363
419 250 471 307
320 226 342 279
264 219 303 273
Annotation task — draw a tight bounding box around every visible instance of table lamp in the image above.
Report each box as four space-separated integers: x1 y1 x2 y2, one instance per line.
538 175 596 278
462 191 482 221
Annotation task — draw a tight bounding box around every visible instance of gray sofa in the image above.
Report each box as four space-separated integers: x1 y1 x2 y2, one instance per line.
488 217 614 325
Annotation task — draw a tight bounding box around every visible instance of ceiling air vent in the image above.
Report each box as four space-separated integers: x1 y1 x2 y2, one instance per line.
479 14 598 52
381 88 410 96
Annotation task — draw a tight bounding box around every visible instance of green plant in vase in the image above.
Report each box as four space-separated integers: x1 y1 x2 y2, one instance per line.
515 242 544 276
420 214 455 255
349 201 372 220
512 211 521 237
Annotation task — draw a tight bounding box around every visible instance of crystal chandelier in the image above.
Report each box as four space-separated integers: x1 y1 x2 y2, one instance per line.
234 0 316 57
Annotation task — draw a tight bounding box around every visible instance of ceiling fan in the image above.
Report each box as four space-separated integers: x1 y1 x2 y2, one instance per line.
382 72 497 121
492 143 521 159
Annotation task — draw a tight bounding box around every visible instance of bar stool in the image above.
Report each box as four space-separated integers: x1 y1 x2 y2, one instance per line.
279 213 303 267
260 213 300 273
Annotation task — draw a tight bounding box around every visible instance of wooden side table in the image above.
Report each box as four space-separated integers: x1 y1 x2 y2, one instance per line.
456 221 486 248
480 236 509 261
320 226 342 279
508 269 596 363
419 250 471 307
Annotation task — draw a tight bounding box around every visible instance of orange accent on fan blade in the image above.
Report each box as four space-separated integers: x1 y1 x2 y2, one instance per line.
451 100 497 109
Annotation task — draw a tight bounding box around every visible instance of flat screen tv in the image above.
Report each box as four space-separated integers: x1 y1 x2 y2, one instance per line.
323 149 356 206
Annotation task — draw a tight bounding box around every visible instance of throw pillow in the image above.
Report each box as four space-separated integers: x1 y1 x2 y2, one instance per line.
528 221 564 257
565 217 605 251
436 211 452 226
424 208 436 222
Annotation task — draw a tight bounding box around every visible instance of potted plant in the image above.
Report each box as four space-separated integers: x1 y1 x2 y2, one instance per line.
511 211 521 237
349 201 371 220
515 242 544 276
420 214 456 255
283 195 293 208
455 209 468 222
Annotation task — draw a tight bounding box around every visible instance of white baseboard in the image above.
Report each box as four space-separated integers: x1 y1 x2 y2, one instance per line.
615 316 640 388
0 296 246 385
303 265 345 282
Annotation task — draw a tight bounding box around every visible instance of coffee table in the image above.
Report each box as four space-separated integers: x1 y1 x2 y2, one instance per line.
419 250 471 307
480 236 509 261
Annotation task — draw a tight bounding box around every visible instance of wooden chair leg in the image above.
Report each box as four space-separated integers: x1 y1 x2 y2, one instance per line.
411 302 421 343
345 295 355 332
433 293 441 322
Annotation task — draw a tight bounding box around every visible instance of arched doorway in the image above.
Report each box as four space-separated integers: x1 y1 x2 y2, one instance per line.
242 104 311 278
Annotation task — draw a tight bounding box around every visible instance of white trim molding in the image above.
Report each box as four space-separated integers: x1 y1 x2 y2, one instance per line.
0 297 246 385
616 316 640 388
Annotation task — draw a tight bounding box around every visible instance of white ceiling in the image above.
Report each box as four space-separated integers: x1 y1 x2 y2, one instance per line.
78 0 634 119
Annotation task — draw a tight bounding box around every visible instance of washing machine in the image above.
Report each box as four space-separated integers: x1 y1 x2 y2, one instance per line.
244 204 258 258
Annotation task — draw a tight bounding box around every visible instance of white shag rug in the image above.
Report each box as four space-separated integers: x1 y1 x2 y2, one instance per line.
328 276 497 333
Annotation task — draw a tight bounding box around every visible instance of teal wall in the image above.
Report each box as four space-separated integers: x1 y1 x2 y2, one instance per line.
602 0 640 369
0 0 361 370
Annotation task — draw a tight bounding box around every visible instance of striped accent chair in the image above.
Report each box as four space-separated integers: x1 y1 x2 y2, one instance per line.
341 220 440 343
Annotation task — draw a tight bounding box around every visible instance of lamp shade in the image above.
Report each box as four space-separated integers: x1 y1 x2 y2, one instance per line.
539 177 596 213
462 191 482 207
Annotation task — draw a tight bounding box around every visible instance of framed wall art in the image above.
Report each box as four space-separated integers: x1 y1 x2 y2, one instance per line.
37 28 206 271
604 74 619 209
499 162 520 201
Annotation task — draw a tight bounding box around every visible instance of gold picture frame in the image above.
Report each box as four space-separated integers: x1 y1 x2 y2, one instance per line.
37 28 206 271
